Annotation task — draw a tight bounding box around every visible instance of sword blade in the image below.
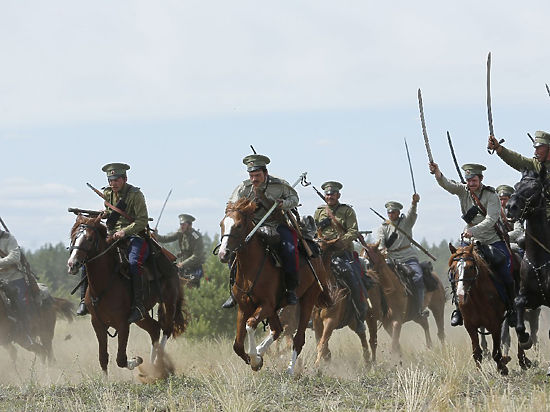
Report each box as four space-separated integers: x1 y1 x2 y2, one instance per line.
154 189 172 231
487 52 495 137
418 88 434 163
546 83 550 98
446 131 465 184
404 137 417 194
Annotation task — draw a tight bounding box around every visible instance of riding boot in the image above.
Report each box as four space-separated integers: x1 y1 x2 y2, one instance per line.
285 289 298 305
128 274 145 324
222 261 237 309
415 286 427 318
450 303 463 327
76 271 89 316
284 271 298 305
504 281 517 328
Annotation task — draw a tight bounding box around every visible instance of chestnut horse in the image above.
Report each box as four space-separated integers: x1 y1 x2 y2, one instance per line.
0 284 73 365
67 215 187 374
448 243 531 375
363 243 446 354
312 250 382 367
217 199 332 374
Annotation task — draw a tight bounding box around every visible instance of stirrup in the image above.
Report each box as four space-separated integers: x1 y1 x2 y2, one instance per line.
76 300 89 316
285 290 298 305
128 306 145 324
450 310 463 327
221 295 236 309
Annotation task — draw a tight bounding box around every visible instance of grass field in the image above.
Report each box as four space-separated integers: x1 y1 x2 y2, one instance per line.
2 304 550 411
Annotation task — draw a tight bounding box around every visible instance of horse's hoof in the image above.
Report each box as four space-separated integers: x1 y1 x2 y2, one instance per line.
127 356 143 370
501 356 511 365
520 357 533 370
250 355 263 372
546 366 550 377
499 366 509 376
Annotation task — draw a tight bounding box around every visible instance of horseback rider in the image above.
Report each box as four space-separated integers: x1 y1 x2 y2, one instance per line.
496 184 525 253
222 154 300 308
0 229 37 348
156 214 206 287
377 194 426 319
429 162 516 327
314 181 368 324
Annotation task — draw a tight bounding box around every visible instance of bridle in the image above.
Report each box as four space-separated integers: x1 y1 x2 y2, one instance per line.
213 207 252 257
69 224 119 266
449 251 479 300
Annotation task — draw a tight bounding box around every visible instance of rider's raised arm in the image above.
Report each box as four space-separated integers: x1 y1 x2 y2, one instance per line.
435 172 467 197
497 146 537 172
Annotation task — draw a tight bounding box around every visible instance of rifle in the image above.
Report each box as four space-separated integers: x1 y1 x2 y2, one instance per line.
369 208 437 261
68 207 103 216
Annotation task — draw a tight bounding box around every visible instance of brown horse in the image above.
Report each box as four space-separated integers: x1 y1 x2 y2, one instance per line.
363 243 446 355
448 243 530 375
0 283 74 365
312 250 381 367
67 215 187 374
217 199 332 374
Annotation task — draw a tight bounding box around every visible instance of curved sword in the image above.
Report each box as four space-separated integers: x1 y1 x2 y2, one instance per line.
404 137 417 194
418 88 434 170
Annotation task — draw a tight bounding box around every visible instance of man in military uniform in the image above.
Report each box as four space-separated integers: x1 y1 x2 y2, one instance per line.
0 229 36 348
102 163 149 324
496 184 524 251
429 162 515 327
222 154 300 308
488 131 550 219
377 195 426 318
314 181 367 325
157 214 205 287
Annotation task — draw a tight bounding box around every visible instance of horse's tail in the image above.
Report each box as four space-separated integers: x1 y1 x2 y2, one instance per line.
52 297 75 323
171 280 189 338
316 280 334 308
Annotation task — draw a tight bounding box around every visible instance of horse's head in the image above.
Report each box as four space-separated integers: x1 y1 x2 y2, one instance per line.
218 199 256 263
448 242 485 300
506 169 544 221
67 214 107 275
363 241 384 266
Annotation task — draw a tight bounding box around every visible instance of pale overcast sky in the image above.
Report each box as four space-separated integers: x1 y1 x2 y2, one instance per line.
1 1 549 249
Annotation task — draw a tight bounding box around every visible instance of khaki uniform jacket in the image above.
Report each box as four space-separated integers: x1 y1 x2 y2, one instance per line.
436 174 501 245
314 203 358 253
376 203 419 262
0 231 23 282
508 220 524 244
157 228 205 271
498 146 550 218
103 183 149 236
228 175 299 228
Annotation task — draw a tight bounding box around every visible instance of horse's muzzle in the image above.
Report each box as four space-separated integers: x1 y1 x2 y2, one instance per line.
67 259 82 275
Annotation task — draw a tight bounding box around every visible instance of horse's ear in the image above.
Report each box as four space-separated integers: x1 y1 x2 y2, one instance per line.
449 243 456 254
93 214 102 224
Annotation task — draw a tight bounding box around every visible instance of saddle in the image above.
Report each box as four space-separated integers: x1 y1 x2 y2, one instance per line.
388 260 438 294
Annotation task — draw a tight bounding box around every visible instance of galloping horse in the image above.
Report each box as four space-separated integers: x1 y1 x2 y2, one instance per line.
0 284 73 365
217 199 332 374
67 215 187 374
448 243 531 374
363 243 446 355
507 170 550 367
312 249 382 367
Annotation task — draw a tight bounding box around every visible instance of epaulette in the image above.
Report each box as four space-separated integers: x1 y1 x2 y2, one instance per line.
191 229 201 240
483 186 496 193
316 205 326 210
267 176 284 185
243 179 252 187
129 186 140 193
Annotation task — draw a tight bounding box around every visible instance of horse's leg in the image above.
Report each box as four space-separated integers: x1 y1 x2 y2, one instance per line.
526 307 541 348
391 320 402 355
288 291 316 375
501 319 511 358
428 294 446 345
233 307 250 365
415 316 432 349
354 322 370 367
365 315 378 364
135 316 161 365
515 294 531 349
479 328 489 358
315 317 336 365
245 304 274 371
491 327 509 375
256 314 282 356
91 318 109 374
116 325 143 370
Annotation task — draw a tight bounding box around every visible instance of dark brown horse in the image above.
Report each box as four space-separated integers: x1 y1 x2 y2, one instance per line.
0 283 74 365
448 243 531 374
363 243 446 355
217 199 332 374
67 215 187 374
312 249 381 367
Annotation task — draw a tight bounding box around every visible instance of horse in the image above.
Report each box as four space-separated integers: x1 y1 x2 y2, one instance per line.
67 214 187 375
362 243 446 355
217 199 332 374
0 282 74 365
448 242 532 374
506 170 550 365
312 249 381 367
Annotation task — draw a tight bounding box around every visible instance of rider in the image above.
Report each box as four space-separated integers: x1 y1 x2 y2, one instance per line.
0 229 37 348
157 214 206 287
314 181 368 325
496 184 525 253
429 162 515 327
377 195 426 319
221 154 300 308
101 163 150 324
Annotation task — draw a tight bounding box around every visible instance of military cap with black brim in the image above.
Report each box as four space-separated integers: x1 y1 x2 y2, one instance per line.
533 130 550 147
496 184 514 197
179 214 195 224
461 163 486 180
385 201 403 212
102 163 130 180
321 181 343 195
243 154 270 172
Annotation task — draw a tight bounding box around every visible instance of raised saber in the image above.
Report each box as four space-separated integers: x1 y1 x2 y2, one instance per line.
154 189 172 231
546 83 550 98
404 137 417 194
369 207 437 261
446 131 465 184
245 172 307 243
486 52 505 154
418 88 434 166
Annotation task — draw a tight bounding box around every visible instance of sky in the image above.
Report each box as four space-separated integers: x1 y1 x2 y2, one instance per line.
1 1 550 250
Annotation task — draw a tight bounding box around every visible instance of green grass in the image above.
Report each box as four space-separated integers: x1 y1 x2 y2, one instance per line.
2 306 550 411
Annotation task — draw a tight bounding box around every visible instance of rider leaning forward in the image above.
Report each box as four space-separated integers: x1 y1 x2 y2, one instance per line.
429 161 516 327
222 154 300 308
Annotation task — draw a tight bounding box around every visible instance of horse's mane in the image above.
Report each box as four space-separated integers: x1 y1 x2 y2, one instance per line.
448 245 491 274
225 198 257 216
70 215 108 239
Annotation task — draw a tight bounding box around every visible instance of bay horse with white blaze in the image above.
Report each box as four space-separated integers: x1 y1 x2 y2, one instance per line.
218 199 332 374
67 214 187 374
